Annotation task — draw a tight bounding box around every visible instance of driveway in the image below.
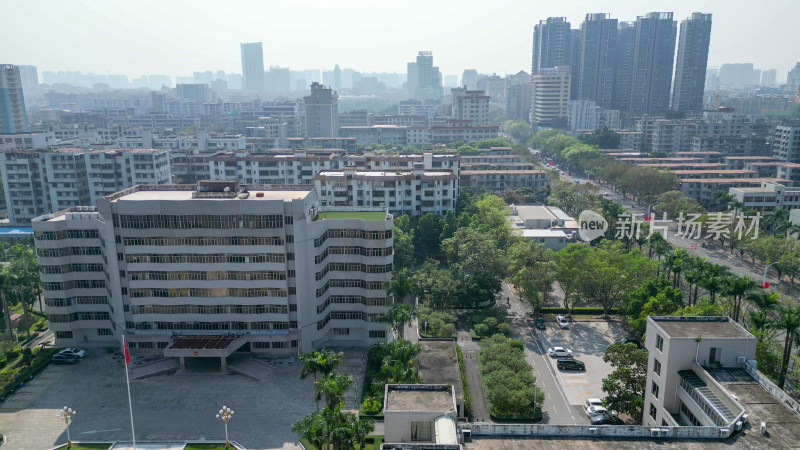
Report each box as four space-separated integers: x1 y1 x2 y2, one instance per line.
536 320 625 408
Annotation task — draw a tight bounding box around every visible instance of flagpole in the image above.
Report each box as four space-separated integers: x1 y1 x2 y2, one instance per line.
123 334 137 449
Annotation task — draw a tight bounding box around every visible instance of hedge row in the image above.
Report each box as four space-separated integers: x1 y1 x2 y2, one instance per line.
455 345 472 418
539 307 620 315
0 347 58 399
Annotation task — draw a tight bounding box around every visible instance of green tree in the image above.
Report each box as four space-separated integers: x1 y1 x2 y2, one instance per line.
775 306 800 389
580 127 621 149
292 402 375 450
653 190 705 218
392 215 415 269
508 239 555 315
723 276 757 323
442 228 505 308
601 343 648 422
416 213 443 257
299 349 344 411
503 120 534 142
315 373 354 409
378 303 415 340
440 209 458 242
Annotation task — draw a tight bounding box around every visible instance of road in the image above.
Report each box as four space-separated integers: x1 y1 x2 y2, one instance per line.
501 282 581 424
566 170 792 293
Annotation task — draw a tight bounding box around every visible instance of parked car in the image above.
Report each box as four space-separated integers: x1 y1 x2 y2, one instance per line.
52 354 79 365
557 358 585 371
535 317 546 330
547 346 573 358
586 405 608 417
58 348 86 358
614 338 642 349
556 315 569 329
590 413 624 425
585 398 604 409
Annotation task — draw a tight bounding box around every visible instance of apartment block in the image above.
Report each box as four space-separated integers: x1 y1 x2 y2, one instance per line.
643 317 753 430
680 177 791 205
452 89 490 125
773 124 800 163
0 65 29 133
33 181 393 356
460 170 549 193
1 148 171 225
209 150 340 185
315 168 458 216
0 132 57 150
729 182 800 212
530 66 571 127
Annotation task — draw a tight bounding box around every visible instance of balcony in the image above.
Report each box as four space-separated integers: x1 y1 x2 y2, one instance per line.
678 369 737 426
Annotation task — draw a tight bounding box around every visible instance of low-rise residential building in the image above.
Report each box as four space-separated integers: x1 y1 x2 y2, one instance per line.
669 170 758 181
0 132 57 150
460 170 549 193
729 182 800 212
286 137 357 153
406 125 500 146
383 384 459 447
643 316 753 431
209 150 340 185
1 148 171 225
680 177 791 205
507 204 576 250
340 125 409 146
618 131 644 150
32 181 393 356
315 168 458 216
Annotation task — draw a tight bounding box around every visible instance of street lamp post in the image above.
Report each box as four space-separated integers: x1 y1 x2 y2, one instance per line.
216 405 234 448
763 261 779 287
58 406 76 448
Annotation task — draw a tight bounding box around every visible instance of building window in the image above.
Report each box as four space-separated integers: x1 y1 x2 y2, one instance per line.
97 328 113 336
656 334 664 351
649 403 657 420
369 330 386 339
651 381 660 399
410 421 432 441
653 359 661 376
55 331 73 339
333 328 350 336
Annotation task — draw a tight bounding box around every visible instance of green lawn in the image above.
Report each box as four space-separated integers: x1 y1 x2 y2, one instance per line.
315 211 387 221
301 435 384 450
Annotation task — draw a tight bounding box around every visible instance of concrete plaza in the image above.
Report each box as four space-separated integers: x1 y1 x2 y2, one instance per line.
0 349 317 449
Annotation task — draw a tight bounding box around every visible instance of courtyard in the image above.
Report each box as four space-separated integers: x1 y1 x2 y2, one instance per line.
0 349 318 450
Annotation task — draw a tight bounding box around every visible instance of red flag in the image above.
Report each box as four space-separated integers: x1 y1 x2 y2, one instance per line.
123 337 131 365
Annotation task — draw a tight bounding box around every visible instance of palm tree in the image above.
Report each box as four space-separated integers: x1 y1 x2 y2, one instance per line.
291 411 329 450
0 268 14 340
775 306 800 389
745 290 780 332
299 349 344 411
724 276 758 323
682 257 706 306
315 373 354 409
378 303 415 340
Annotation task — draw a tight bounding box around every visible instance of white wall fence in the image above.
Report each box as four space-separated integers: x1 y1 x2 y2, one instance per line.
744 360 800 419
466 424 730 439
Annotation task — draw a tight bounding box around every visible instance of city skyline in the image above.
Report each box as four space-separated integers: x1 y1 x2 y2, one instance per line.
0 0 797 81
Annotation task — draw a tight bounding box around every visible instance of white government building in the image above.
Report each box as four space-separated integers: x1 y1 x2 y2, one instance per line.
33 180 393 363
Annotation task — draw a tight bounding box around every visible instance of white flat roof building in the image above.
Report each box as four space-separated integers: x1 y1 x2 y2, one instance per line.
33 181 393 358
644 316 754 431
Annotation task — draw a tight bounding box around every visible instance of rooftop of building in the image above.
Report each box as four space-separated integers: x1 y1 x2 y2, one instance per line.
461 170 546 175
675 151 723 155
384 384 455 412
520 229 569 238
314 211 388 221
418 341 463 405
315 169 457 181
104 181 314 203
671 170 758 175
724 156 777 160
650 316 753 339
730 187 777 194
511 205 561 221
682 177 790 184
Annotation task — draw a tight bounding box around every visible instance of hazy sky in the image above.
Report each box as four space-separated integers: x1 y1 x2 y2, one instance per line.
1 0 797 80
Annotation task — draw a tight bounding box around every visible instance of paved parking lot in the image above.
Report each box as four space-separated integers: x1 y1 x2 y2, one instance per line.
0 349 317 450
536 320 626 408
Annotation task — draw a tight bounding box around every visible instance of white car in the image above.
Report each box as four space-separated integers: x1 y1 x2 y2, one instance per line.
58 348 86 358
587 405 608 417
585 398 604 409
556 315 569 329
547 346 573 358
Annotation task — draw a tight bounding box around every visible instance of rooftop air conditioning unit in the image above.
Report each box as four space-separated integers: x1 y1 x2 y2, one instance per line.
736 421 743 431
650 428 661 437
737 356 746 364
